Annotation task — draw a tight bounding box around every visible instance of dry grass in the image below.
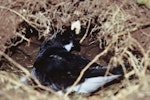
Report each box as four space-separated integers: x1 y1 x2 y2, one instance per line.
0 0 150 100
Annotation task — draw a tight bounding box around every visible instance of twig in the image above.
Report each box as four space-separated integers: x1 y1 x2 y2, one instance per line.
0 51 30 76
0 72 49 97
129 36 149 76
0 72 29 90
6 38 24 49
64 24 149 96
16 32 30 46
31 77 59 95
0 6 30 24
115 84 140 99
80 19 91 43
129 35 145 58
0 6 37 30
0 51 65 98
32 77 70 100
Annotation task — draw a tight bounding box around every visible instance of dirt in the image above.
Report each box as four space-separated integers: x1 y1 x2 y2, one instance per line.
0 10 22 52
131 27 150 51
0 0 149 67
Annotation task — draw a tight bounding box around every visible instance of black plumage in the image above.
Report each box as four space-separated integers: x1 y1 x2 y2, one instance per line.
31 30 129 94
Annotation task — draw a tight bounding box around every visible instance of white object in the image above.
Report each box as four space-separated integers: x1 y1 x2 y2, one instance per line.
65 75 120 94
71 20 81 34
63 42 74 52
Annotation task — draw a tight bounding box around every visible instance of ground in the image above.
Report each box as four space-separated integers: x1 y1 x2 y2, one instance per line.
0 0 150 100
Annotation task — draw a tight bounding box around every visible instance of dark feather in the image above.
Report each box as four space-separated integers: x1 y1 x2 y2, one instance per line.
31 29 129 93
33 46 128 91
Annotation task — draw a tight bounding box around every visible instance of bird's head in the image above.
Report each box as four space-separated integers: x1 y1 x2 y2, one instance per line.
48 29 80 52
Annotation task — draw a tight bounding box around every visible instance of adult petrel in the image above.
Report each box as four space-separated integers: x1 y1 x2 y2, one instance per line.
31 30 128 94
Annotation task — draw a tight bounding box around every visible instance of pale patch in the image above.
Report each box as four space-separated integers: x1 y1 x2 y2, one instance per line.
63 42 74 52
57 91 64 95
66 75 120 93
71 20 81 34
31 67 36 79
20 76 28 85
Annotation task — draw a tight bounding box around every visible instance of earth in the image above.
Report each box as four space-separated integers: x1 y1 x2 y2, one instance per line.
0 0 150 100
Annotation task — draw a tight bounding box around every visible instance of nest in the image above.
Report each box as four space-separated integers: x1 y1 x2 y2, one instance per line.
0 0 150 100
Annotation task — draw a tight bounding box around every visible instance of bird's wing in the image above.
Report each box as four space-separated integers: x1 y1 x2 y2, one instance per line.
33 47 127 90
55 52 126 78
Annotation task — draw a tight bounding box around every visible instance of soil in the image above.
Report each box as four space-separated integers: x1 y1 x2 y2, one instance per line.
0 0 149 68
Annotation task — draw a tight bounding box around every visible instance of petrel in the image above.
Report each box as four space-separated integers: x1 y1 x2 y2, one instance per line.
30 30 128 94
